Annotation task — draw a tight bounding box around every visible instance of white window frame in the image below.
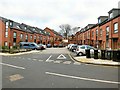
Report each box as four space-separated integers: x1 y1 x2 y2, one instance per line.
100 29 102 37
13 32 17 38
20 34 23 39
114 23 118 33
106 26 109 35
4 42 8 46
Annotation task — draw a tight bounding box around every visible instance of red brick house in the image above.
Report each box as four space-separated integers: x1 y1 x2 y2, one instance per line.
44 27 63 46
0 17 55 48
75 8 120 49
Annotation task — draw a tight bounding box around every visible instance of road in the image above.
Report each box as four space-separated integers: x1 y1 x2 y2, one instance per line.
1 48 119 88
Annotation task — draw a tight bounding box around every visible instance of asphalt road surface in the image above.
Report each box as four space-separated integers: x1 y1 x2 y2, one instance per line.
1 48 120 88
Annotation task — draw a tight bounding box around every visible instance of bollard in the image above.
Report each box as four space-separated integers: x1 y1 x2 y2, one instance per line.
106 50 112 60
101 50 106 59
94 50 98 59
113 50 118 61
86 49 91 58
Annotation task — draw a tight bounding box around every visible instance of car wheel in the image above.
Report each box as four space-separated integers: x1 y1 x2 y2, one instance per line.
78 52 83 56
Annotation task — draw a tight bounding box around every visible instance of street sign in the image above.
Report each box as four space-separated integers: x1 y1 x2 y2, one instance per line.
57 54 66 59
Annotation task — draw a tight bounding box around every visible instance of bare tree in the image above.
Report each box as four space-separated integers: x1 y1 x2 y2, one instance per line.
59 24 72 39
72 27 81 35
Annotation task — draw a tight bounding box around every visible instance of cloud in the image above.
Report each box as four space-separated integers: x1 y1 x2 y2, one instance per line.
0 0 119 32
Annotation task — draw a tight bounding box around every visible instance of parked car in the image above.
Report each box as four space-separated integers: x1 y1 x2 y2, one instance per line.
53 44 58 47
20 42 41 50
75 45 98 56
67 44 74 49
58 44 64 47
38 44 46 50
46 44 52 48
70 44 78 52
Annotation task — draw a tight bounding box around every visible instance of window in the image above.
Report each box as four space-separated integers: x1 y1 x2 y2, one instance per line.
33 28 35 31
4 42 8 46
20 34 23 39
5 32 8 37
109 13 113 18
30 35 33 40
114 23 118 33
10 22 13 26
40 36 42 40
26 35 28 39
106 26 109 36
98 19 101 24
80 46 85 49
92 31 94 37
13 42 16 46
13 32 17 38
30 44 35 46
96 29 98 36
5 22 9 38
100 29 102 37
25 26 27 30
34 36 36 39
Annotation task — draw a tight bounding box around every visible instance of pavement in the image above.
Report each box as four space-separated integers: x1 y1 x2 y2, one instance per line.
0 50 40 56
70 53 120 66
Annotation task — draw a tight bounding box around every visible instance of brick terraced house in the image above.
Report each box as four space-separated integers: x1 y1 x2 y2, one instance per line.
0 17 63 48
75 8 120 49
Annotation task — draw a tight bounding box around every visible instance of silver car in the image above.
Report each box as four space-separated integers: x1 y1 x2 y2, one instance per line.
75 45 98 56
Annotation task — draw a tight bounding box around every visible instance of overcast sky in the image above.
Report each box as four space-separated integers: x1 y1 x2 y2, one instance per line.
0 0 120 32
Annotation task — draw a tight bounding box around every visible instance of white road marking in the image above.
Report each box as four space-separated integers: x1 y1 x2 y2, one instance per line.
39 60 43 62
46 55 52 61
46 60 54 62
53 60 62 64
45 72 120 85
57 54 66 59
63 61 71 64
28 58 31 60
33 59 37 61
0 62 25 70
74 62 81 65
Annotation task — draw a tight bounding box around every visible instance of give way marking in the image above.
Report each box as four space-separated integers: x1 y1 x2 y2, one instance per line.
45 72 120 85
57 54 66 59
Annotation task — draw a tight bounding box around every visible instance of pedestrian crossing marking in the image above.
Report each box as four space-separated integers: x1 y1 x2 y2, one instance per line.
57 54 66 59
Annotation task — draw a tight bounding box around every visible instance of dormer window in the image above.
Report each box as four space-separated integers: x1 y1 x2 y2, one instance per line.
6 21 9 26
98 19 101 24
109 13 113 18
17 25 20 29
25 26 27 30
10 22 13 26
33 28 35 31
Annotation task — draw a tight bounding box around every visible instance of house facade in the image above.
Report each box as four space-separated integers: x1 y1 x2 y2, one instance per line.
0 17 63 48
75 8 120 49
